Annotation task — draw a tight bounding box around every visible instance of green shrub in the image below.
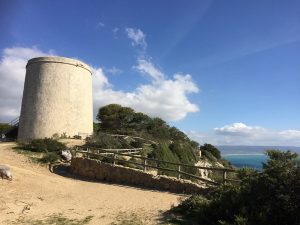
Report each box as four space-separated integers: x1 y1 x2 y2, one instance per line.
0 123 12 133
202 149 218 162
172 150 300 225
39 152 61 163
20 138 66 153
86 133 131 149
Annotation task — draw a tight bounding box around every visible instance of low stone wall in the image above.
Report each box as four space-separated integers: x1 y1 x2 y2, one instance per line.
70 158 208 194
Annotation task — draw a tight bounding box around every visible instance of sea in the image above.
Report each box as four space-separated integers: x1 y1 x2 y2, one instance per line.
218 145 300 170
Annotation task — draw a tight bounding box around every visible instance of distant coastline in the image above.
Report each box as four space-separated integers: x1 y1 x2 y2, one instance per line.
218 145 300 155
219 145 300 170
222 153 265 156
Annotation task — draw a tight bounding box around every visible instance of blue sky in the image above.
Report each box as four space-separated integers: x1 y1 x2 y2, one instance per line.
1 0 300 146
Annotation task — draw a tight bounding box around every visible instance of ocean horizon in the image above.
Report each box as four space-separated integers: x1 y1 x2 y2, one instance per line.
219 145 300 170
223 154 267 170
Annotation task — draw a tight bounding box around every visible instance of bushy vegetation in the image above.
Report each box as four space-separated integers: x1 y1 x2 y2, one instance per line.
20 138 66 153
0 123 12 134
18 138 66 163
172 150 300 225
39 152 61 163
97 104 197 144
92 104 199 168
86 133 131 149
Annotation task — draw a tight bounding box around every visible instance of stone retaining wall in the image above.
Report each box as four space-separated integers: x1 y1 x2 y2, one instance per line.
70 158 208 194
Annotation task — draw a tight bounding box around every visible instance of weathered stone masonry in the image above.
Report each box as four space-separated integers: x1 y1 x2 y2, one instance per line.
18 56 93 140
70 157 209 194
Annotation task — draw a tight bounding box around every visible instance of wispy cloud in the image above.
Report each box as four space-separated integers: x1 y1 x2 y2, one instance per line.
134 58 165 81
186 34 300 69
161 1 213 59
104 66 122 75
96 21 105 29
125 28 147 50
112 27 119 38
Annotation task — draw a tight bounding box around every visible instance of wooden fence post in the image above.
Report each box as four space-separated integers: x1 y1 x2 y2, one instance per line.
177 165 181 179
87 148 89 159
113 153 116 165
143 158 147 172
223 170 227 184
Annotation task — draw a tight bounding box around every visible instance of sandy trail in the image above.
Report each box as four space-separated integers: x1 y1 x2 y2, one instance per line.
0 143 183 224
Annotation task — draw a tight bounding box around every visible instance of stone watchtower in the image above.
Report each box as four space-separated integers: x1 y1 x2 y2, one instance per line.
18 56 93 140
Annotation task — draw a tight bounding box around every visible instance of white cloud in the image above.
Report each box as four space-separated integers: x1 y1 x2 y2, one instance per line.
94 26 199 121
188 123 300 146
0 47 199 122
0 47 53 121
125 28 147 49
92 58 199 121
279 130 300 139
214 122 266 137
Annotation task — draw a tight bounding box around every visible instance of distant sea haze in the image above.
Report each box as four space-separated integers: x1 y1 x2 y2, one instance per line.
218 145 300 170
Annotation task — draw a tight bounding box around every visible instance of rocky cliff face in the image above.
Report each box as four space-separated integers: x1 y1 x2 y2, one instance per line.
195 160 224 179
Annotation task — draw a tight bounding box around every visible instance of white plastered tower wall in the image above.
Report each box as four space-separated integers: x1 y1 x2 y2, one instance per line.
18 56 93 140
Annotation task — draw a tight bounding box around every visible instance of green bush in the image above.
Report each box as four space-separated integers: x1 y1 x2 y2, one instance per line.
19 138 66 153
86 133 131 149
172 150 300 225
148 143 180 177
0 123 12 133
39 152 61 163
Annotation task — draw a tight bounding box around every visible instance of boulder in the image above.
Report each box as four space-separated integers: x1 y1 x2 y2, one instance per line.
61 150 72 162
0 165 12 180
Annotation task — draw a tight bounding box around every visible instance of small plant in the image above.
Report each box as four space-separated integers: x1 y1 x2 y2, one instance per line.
73 135 82 139
52 133 60 139
60 132 67 139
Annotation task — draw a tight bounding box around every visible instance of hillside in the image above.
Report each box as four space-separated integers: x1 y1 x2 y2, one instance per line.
90 105 229 170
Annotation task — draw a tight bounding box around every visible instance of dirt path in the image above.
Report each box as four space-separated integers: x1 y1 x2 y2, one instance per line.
0 143 183 224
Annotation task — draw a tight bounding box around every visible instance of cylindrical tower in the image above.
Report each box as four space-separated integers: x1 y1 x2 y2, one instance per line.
18 56 93 140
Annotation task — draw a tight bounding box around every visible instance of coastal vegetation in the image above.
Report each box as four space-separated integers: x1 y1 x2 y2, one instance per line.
87 104 229 177
171 150 300 225
16 138 67 163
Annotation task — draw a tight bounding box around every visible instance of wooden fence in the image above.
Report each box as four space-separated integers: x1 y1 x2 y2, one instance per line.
74 146 239 185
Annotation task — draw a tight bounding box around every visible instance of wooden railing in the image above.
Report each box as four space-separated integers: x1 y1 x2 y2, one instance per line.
74 146 239 185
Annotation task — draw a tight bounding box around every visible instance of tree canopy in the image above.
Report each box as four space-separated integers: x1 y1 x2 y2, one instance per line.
93 104 200 168
96 104 197 144
200 143 221 159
